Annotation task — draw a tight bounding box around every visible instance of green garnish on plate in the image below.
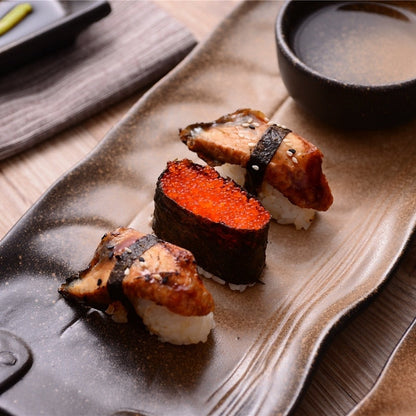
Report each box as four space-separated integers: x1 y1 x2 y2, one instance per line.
0 3 32 36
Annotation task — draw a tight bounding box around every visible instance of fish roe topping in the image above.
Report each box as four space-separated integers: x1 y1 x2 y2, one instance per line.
160 159 270 230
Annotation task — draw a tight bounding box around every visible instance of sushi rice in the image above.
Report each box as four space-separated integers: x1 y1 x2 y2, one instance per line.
132 298 215 345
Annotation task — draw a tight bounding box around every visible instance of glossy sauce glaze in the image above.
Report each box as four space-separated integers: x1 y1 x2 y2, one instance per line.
292 2 416 85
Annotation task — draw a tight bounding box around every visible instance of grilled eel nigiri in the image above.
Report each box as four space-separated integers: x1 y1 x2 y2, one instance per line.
59 227 215 345
179 108 333 212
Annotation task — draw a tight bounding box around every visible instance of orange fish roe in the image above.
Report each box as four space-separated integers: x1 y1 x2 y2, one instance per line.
160 159 270 230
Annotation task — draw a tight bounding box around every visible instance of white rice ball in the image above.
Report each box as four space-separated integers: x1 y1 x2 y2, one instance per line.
258 182 315 230
132 298 215 345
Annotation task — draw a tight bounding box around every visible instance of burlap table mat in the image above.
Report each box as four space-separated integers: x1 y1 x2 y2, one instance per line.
0 0 196 160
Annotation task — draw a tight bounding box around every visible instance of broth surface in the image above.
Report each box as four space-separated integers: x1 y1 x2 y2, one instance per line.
293 2 416 85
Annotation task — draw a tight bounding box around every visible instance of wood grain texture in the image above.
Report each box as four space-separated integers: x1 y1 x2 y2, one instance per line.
293 233 416 415
348 297 416 416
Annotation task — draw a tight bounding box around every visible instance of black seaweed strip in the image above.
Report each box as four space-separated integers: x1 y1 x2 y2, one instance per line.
245 125 291 194
107 234 159 303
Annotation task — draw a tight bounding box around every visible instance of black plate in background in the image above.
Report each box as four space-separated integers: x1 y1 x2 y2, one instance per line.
0 0 111 73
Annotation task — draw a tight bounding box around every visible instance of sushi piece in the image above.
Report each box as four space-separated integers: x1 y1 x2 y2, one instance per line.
152 159 271 287
179 108 333 229
59 227 215 345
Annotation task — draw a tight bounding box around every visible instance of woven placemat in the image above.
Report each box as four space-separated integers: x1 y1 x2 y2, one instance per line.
0 0 196 160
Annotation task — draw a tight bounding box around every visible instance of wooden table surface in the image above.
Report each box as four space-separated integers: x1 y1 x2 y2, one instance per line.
1 2 414 415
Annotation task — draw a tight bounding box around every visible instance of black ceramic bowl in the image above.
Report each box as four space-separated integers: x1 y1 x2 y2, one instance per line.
276 1 416 129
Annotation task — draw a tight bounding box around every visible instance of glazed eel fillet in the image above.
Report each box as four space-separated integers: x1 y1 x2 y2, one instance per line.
59 227 215 344
179 108 333 211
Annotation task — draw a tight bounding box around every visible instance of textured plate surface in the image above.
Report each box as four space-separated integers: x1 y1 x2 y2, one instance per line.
0 2 416 416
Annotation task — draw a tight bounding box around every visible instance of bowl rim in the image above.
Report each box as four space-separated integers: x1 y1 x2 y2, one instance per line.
275 0 416 92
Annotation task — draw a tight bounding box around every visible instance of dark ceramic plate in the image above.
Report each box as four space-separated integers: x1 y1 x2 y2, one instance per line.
0 0 111 73
1 2 416 416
